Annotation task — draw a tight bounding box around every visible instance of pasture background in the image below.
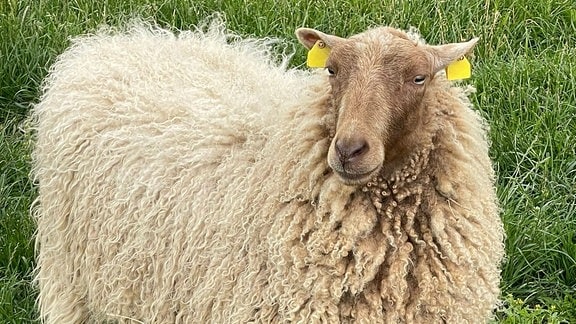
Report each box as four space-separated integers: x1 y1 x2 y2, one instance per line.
1 0 575 322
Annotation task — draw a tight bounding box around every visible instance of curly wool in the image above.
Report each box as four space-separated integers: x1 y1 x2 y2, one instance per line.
32 19 504 323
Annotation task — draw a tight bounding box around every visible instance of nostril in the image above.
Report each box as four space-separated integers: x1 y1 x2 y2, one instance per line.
335 137 369 163
350 140 368 158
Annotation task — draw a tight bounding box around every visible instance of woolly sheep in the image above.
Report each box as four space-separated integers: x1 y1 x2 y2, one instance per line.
32 19 504 323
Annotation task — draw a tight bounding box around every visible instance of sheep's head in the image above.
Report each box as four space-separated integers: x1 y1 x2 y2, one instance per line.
296 27 478 185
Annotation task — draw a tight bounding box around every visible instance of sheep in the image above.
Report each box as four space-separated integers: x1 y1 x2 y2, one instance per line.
31 18 504 323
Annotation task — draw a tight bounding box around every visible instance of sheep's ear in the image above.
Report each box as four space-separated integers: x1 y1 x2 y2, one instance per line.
428 38 479 73
295 28 344 49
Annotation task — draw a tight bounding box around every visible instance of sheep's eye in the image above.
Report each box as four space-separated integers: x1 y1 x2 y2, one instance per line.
327 67 336 76
413 75 426 85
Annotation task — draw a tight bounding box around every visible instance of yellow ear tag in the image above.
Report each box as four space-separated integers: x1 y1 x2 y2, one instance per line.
445 56 472 80
306 40 331 68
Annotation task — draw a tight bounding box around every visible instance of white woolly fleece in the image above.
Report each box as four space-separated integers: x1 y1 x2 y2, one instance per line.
32 18 504 323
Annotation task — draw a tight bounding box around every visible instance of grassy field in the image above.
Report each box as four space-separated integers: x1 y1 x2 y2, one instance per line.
1 0 575 322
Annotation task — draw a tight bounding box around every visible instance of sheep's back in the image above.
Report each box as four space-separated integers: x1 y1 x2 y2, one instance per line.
31 23 318 323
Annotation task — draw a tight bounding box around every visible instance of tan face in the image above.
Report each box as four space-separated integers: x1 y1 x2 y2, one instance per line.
296 27 478 185
325 30 433 184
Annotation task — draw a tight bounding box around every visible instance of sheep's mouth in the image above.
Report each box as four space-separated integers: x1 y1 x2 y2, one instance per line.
335 167 379 186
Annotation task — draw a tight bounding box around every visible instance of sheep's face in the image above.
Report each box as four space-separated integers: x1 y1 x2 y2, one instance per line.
296 27 478 185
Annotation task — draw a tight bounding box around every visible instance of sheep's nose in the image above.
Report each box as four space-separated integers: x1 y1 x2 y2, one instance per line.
335 137 369 164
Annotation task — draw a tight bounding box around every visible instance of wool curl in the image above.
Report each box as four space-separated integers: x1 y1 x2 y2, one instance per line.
31 17 504 324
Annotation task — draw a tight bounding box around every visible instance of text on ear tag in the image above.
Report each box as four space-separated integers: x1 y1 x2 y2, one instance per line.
307 40 331 68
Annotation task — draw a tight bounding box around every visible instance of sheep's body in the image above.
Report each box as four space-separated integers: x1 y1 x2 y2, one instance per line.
32 20 504 323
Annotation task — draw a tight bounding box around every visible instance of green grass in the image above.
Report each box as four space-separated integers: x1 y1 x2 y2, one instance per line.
1 0 575 322
0 120 37 322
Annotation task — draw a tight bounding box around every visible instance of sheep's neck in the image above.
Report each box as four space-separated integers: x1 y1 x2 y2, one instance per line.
362 146 432 215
